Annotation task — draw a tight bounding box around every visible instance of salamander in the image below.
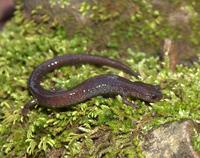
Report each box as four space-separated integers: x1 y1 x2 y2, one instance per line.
22 54 162 115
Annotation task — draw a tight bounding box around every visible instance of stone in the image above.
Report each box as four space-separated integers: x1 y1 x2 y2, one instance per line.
142 120 200 158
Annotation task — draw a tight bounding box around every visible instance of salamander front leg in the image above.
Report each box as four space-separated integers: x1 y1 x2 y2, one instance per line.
21 99 38 117
122 96 139 108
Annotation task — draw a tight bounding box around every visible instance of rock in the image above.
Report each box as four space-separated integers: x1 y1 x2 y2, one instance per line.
142 120 200 158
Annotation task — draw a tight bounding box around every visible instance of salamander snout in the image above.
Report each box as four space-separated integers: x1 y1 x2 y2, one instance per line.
146 91 163 102
144 84 163 102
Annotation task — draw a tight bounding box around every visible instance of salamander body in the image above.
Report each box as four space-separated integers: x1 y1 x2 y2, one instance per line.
22 54 162 114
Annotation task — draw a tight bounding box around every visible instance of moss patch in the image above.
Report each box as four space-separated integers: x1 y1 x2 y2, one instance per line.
0 2 200 158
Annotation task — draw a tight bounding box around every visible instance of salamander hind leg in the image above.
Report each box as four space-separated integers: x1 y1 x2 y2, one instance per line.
21 99 38 117
122 96 139 109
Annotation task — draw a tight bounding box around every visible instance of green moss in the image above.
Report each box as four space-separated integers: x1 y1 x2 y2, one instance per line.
23 0 200 54
192 129 200 153
49 0 70 8
0 2 200 158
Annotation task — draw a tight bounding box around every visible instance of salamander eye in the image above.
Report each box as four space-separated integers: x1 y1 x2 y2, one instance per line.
151 94 158 100
154 85 161 90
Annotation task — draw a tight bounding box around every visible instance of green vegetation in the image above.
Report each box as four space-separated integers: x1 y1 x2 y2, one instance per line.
28 0 200 54
49 0 70 8
0 1 200 157
193 129 200 153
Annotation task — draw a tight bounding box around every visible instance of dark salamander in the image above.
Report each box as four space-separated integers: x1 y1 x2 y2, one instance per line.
22 54 162 115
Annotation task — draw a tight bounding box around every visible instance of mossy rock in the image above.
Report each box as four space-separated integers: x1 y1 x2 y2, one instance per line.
23 0 200 60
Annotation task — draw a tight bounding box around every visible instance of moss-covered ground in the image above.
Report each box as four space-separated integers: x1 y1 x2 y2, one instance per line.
0 2 200 158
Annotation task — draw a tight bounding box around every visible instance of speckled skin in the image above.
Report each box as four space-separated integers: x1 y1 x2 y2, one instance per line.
26 54 162 109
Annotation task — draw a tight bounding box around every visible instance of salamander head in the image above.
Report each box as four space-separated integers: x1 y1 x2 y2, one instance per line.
130 81 163 102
